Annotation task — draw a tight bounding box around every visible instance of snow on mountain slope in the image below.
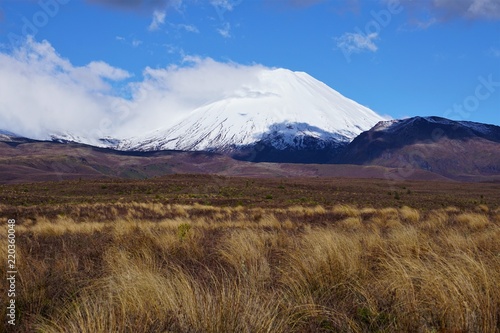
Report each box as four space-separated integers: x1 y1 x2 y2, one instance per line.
372 116 500 141
49 132 121 148
118 68 386 152
0 130 20 142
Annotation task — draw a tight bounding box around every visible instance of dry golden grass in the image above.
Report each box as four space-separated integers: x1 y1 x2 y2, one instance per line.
338 216 363 230
16 216 106 235
217 229 274 286
2 203 500 332
331 204 360 218
398 206 420 223
455 212 491 230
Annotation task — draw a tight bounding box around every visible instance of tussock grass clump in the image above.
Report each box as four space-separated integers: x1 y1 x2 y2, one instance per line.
38 241 288 333
17 216 105 235
377 207 400 221
338 216 363 230
286 205 327 216
5 203 500 333
421 209 448 230
476 204 489 213
379 251 498 332
331 204 360 218
283 228 363 297
398 206 420 223
217 229 273 285
455 212 491 230
258 213 282 228
359 207 377 219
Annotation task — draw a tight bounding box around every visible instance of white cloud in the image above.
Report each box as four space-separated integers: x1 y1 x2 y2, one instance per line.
335 32 379 55
121 56 268 136
178 24 199 33
165 44 184 55
168 23 200 34
148 10 166 31
210 0 239 12
217 22 231 38
132 39 143 47
0 37 131 140
116 36 143 48
0 38 271 141
211 0 242 35
86 61 131 81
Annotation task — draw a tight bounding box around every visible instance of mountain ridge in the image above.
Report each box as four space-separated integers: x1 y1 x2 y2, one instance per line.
1 65 499 181
1 116 499 183
338 116 500 181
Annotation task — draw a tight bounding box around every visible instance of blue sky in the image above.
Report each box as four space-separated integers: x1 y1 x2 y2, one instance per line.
0 0 499 139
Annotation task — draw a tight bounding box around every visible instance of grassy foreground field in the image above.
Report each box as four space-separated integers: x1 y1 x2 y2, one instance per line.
0 176 499 332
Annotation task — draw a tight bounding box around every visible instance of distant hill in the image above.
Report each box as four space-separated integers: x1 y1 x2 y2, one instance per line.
1 116 499 183
0 138 450 184
337 116 500 181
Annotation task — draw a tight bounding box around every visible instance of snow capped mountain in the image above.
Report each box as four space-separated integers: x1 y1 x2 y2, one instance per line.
371 116 500 141
1 67 386 163
117 68 386 153
49 132 121 148
0 130 20 141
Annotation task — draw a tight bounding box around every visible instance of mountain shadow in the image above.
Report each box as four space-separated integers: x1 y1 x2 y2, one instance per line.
230 121 351 163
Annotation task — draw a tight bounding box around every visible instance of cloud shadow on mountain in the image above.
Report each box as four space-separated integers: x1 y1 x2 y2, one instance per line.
231 121 351 164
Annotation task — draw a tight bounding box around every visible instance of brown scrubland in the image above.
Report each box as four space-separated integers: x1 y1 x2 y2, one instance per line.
1 196 499 332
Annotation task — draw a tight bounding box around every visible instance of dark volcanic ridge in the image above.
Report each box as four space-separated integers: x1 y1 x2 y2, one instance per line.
337 116 500 181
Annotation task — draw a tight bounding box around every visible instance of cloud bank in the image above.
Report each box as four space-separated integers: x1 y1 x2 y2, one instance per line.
0 38 270 142
86 0 181 10
84 0 500 21
390 0 500 21
0 37 131 141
